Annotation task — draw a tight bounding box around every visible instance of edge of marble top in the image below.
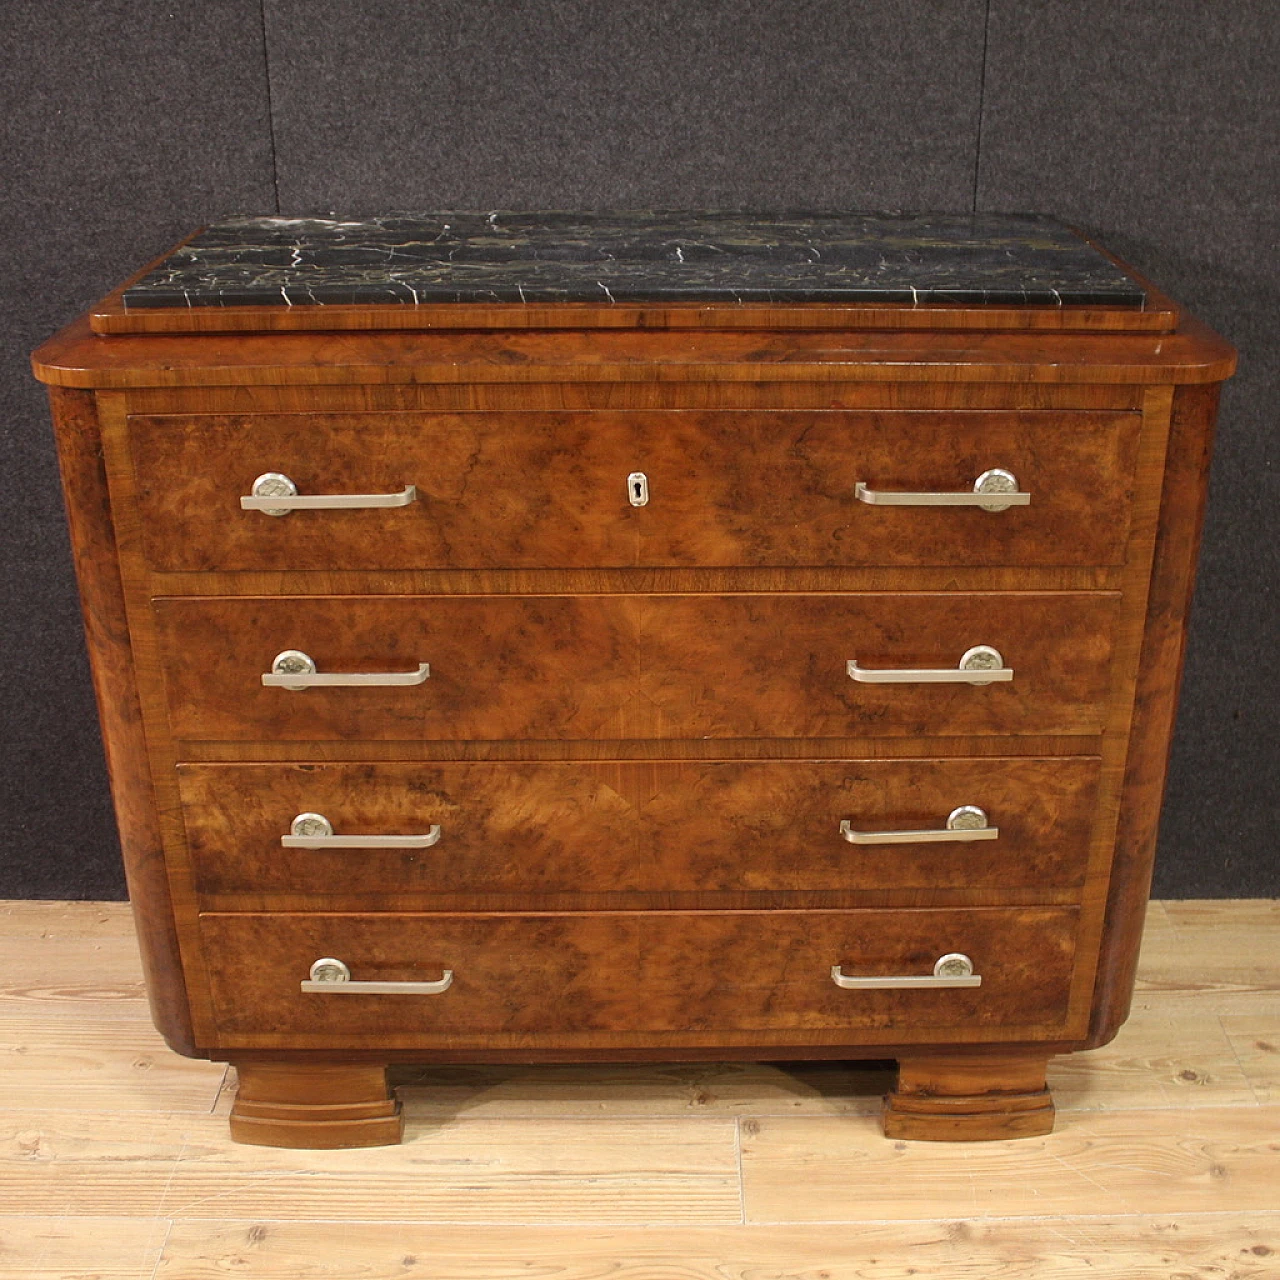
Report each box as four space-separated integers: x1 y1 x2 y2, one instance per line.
119 211 1151 311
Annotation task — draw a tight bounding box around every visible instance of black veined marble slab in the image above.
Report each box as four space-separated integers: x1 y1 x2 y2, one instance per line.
122 211 1146 309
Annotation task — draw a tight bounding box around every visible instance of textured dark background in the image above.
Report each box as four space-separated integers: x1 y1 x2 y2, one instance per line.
2 1 1275 899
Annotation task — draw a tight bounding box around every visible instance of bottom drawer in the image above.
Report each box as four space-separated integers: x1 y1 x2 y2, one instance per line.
200 908 1079 1046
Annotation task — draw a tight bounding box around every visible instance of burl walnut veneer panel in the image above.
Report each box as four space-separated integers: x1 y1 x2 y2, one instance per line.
153 592 1119 743
177 757 1101 898
200 907 1079 1045
126 409 1141 570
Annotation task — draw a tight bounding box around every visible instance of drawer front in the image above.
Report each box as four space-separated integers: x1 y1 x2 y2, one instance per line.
200 907 1079 1042
128 409 1140 571
154 592 1119 741
643 409 1140 569
179 757 1101 896
130 411 639 572
156 594 636 743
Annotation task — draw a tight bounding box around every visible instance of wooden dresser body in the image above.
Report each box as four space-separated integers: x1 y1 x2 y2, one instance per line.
33 225 1235 1146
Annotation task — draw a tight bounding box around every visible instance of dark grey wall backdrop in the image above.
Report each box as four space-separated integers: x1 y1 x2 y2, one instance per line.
2 1 1275 899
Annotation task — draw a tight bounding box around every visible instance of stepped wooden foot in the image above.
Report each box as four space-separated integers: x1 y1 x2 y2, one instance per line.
883 1053 1055 1141
228 1063 403 1148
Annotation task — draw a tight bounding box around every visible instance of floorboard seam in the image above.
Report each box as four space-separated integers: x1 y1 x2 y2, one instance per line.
738 1208 1280 1226
733 1116 746 1224
11 1208 1280 1227
146 1218 174 1280
152 1137 189 1225
1219 1016 1267 1106
209 1065 231 1114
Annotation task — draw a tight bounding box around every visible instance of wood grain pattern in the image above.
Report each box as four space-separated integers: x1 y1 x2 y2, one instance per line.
0 1217 169 1278
1221 1014 1280 1103
154 593 638 744
177 733 1103 763
1051 989 1260 1111
198 908 1079 1046
152 592 1120 743
228 1063 402 1148
0 1017 225 1112
44 386 196 1055
123 378 1148 414
171 1114 742 1223
0 934 149 1021
1086 382 1224 1048
0 899 138 936
147 1216 1280 1280
32 311 1236 389
175 756 1101 898
0 1110 741 1223
1133 899 1280 995
147 565 1124 598
639 593 1119 739
125 409 1141 571
740 1106 1280 1222
131 409 639 572
641 409 1140 569
883 1052 1055 1140
0 1110 189 1216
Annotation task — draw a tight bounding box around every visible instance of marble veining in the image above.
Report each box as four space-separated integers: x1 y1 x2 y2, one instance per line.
122 212 1146 309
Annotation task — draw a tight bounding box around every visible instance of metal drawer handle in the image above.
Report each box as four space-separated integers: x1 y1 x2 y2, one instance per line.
241 472 417 516
302 957 454 995
855 468 1030 512
262 650 430 691
847 644 1011 686
282 812 442 849
840 805 996 845
831 953 981 990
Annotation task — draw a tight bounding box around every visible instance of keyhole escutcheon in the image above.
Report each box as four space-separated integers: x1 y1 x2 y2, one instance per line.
628 471 649 507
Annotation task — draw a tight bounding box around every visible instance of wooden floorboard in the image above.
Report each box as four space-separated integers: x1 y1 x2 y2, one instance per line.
148 1216 1280 1280
0 934 149 1022
1221 1014 1280 1103
0 1216 169 1278
0 1019 225 1114
0 898 1275 1278
740 1105 1280 1222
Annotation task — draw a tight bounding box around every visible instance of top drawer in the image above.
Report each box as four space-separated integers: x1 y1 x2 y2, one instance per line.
125 410 1142 572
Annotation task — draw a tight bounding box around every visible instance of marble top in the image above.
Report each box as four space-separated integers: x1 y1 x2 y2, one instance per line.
122 212 1146 309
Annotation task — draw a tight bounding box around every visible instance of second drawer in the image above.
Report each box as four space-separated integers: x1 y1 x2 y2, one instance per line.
178 757 1101 897
154 592 1120 741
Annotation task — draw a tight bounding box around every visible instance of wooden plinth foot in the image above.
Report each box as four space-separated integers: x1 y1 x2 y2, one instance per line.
229 1063 403 1148
883 1053 1055 1142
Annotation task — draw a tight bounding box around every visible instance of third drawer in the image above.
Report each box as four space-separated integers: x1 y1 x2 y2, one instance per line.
178 757 1101 897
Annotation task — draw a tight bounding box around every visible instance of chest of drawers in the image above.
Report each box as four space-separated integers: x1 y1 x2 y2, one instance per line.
33 213 1235 1147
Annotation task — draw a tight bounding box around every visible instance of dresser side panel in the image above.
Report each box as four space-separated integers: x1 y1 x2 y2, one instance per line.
1086 380 1222 1047
45 386 197 1056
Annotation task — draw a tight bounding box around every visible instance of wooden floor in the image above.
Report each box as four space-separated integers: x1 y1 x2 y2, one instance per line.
0 900 1277 1278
